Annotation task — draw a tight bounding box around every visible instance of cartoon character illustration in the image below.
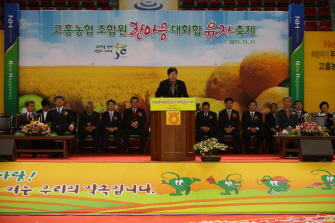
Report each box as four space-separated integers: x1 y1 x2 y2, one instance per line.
206 173 242 195
161 172 200 196
257 175 291 194
311 169 335 190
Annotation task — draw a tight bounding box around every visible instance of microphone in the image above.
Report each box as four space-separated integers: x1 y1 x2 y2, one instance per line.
176 84 178 97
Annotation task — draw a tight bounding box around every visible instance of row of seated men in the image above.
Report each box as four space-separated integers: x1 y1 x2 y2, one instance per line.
18 95 147 156
196 97 334 154
18 95 334 156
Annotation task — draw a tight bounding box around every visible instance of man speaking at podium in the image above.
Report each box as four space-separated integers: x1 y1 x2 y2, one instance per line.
155 67 189 98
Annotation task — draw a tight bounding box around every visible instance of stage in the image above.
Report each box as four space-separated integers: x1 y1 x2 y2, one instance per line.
0 153 334 215
14 154 310 162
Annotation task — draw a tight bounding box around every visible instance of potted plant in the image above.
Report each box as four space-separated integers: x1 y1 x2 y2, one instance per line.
193 138 227 162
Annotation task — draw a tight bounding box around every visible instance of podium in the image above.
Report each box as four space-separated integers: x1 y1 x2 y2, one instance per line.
150 98 196 161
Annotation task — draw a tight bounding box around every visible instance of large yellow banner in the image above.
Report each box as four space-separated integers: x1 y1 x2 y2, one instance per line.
0 162 334 214
150 97 196 111
304 32 335 113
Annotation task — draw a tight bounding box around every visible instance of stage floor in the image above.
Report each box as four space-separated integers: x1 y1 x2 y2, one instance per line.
14 153 335 162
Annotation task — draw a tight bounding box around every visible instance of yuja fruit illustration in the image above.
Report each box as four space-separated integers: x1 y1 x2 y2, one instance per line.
255 86 288 114
240 48 288 99
206 61 251 106
196 97 225 115
19 94 43 113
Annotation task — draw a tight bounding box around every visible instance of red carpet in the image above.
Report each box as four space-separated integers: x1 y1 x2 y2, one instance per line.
14 154 313 162
1 214 334 223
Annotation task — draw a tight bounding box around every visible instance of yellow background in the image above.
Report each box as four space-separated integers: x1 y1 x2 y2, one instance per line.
304 32 335 114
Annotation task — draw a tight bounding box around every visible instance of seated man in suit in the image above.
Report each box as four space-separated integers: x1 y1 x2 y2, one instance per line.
218 98 240 154
45 95 76 136
123 97 147 154
78 101 101 154
294 100 307 124
18 101 40 130
101 99 122 154
196 102 217 143
242 100 264 154
18 101 40 157
36 99 50 123
155 67 189 98
265 103 278 154
64 101 78 134
276 96 299 134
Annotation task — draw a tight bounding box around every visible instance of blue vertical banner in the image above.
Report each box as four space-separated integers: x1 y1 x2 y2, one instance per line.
4 3 20 123
289 4 304 104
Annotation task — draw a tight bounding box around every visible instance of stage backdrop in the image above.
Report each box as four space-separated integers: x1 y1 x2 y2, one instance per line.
17 10 289 116
304 32 335 114
0 162 334 214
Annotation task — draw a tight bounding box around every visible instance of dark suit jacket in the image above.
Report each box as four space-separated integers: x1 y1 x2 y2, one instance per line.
36 109 49 123
325 113 334 129
296 110 307 124
196 111 217 130
276 108 299 130
219 109 240 129
101 110 122 130
18 112 40 128
265 112 277 132
155 79 189 97
45 107 76 132
242 111 263 132
123 107 146 129
78 111 101 132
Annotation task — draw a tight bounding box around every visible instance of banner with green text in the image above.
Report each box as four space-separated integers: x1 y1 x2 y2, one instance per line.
0 162 334 214
4 3 19 123
289 4 304 104
18 10 289 117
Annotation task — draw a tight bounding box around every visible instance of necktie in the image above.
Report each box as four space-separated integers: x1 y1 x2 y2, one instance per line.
133 108 136 116
57 109 61 129
251 112 254 120
110 112 113 121
228 110 231 120
298 112 301 118
204 113 207 117
27 112 30 122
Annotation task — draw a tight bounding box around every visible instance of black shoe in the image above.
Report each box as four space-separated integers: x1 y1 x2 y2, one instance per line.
139 149 144 154
77 150 84 154
93 151 98 154
117 149 123 154
100 151 106 154
32 153 37 157
254 150 260 154
246 149 251 154
127 149 134 154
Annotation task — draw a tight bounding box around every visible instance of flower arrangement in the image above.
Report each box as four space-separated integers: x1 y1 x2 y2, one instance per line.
18 118 54 136
193 138 227 156
291 121 329 136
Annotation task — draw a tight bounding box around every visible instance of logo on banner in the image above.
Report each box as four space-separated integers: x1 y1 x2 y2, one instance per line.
134 1 163 10
166 111 180 125
115 43 127 59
